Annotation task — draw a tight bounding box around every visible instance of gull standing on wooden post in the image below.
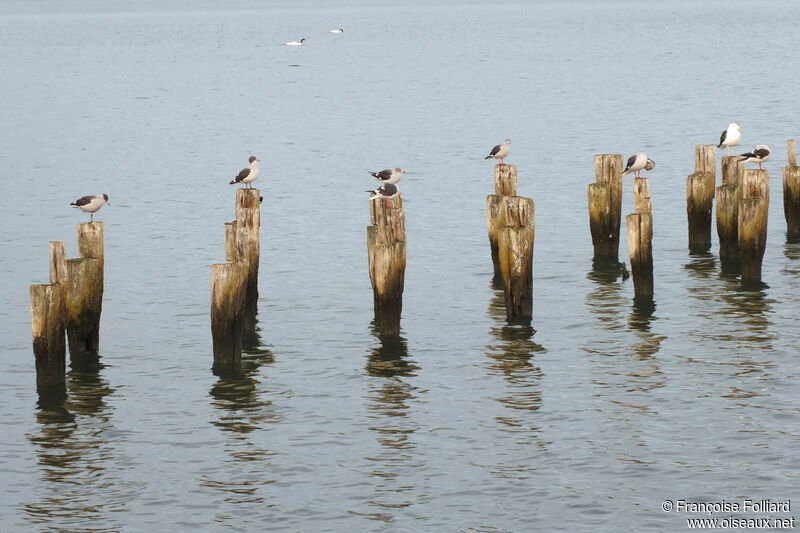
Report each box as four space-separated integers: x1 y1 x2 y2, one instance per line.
229 156 260 189
485 139 511 165
622 153 655 179
367 183 399 208
70 194 110 221
369 168 406 185
739 145 771 170
718 123 742 155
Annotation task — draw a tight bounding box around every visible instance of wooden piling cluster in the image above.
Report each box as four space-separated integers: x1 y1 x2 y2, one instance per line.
626 178 654 297
588 155 623 262
784 139 800 239
367 194 406 335
686 144 716 252
29 223 105 386
212 189 261 367
486 165 535 323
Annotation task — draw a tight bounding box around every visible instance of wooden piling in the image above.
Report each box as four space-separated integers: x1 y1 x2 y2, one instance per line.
716 184 740 269
65 257 103 355
783 139 800 239
627 178 654 297
721 155 744 186
487 164 518 277
211 262 248 366
77 222 104 266
367 195 406 335
30 283 67 386
738 169 769 283
588 154 623 261
494 164 517 196
234 189 261 310
496 197 535 322
687 145 716 252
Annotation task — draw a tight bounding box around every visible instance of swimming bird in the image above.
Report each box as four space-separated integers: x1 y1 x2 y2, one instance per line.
369 168 406 185
229 156 260 189
622 152 654 179
329 29 343 33
285 38 306 46
485 139 511 165
739 144 771 170
718 123 742 155
70 194 110 221
367 183 399 208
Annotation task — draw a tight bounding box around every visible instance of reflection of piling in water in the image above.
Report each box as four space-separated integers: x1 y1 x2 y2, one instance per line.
66 222 104 356
367 194 406 335
716 156 744 269
487 165 535 322
783 139 800 239
211 263 247 366
687 145 716 252
626 178 654 297
738 169 769 283
588 154 623 261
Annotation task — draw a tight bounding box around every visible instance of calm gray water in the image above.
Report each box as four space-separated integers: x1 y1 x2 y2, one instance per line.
2 0 799 531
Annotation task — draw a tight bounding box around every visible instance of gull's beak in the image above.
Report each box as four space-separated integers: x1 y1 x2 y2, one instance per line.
737 126 742 131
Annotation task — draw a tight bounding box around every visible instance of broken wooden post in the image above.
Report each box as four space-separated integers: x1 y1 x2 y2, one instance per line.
234 189 260 312
588 154 623 262
687 144 716 252
367 194 406 335
738 169 769 284
29 241 68 387
627 178 653 297
65 222 104 356
783 139 800 239
716 156 744 270
487 164 517 277
496 196 535 322
211 262 248 366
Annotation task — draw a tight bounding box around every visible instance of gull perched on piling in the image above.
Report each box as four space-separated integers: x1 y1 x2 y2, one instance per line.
485 139 511 165
622 153 655 179
718 123 742 155
229 156 260 189
367 183 399 208
369 168 406 185
738 145 771 170
70 194 110 221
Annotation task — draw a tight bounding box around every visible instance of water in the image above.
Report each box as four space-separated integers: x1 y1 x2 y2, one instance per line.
2 0 799 531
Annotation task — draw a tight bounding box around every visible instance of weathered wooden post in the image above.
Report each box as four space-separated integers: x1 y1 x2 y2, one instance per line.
783 139 800 239
367 195 406 335
234 189 261 312
487 164 517 277
716 156 744 270
588 154 623 262
211 262 248 366
687 145 716 252
496 196 535 322
627 179 654 297
29 241 68 386
738 169 769 284
65 222 104 355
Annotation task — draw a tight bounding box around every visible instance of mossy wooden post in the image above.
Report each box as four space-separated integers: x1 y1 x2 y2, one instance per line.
687 145 716 252
65 223 104 356
627 179 654 297
717 156 744 269
738 169 769 283
367 195 406 335
211 262 248 366
588 154 623 261
487 165 517 277
783 139 800 239
496 196 535 322
234 189 261 312
29 242 68 386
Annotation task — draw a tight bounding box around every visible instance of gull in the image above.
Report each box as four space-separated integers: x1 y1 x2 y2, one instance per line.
229 156 260 189
70 194 110 221
369 168 406 185
285 38 306 46
718 123 742 155
329 29 343 34
367 183 399 208
738 145 771 170
622 152 655 179
484 139 511 165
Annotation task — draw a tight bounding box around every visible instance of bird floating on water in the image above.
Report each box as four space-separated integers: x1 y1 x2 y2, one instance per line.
718 123 742 155
739 145 771 170
230 156 260 189
71 194 110 221
285 38 306 46
367 183 399 208
369 168 406 185
485 139 511 165
329 28 343 33
622 152 655 179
